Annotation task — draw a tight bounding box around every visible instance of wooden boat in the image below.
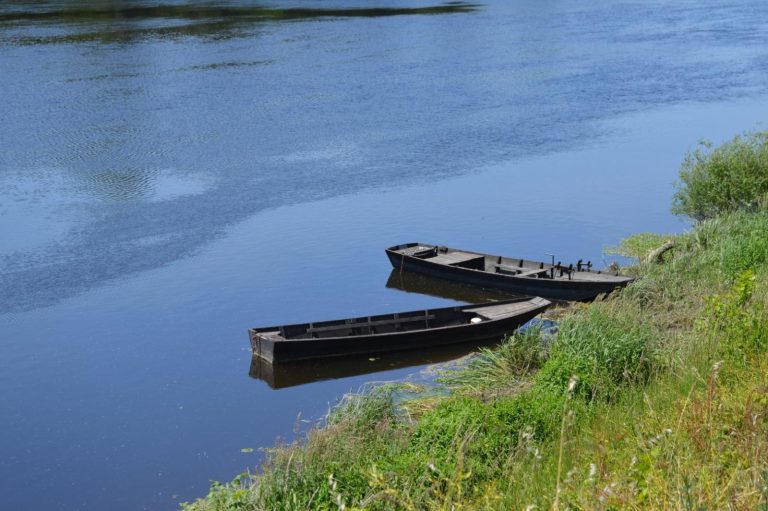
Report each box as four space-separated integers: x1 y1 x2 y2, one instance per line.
386 243 633 301
249 296 550 363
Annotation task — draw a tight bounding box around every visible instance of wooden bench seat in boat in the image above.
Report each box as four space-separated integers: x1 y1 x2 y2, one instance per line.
430 251 483 266
494 264 549 278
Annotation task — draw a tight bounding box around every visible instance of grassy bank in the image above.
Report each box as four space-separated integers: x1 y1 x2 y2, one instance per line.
183 135 768 510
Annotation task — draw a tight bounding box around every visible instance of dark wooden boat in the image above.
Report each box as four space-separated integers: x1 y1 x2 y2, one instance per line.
386 243 634 301
249 296 550 363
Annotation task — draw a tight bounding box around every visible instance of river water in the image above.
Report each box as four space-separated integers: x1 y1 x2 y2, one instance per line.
2 1 768 509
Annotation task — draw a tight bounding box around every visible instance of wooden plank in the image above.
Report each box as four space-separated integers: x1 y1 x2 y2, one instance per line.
431 251 483 265
514 268 549 278
494 264 522 274
465 302 535 320
400 245 435 256
493 264 549 278
307 314 436 333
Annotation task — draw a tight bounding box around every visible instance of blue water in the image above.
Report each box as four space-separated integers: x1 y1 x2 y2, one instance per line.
1 1 768 509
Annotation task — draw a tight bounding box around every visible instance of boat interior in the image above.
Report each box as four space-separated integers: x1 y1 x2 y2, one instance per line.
393 243 615 281
257 300 538 340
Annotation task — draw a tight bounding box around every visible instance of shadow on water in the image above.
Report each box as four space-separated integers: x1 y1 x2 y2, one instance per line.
0 2 479 44
385 269 521 304
249 338 500 389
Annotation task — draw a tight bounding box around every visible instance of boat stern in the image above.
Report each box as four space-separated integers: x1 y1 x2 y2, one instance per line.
249 329 277 364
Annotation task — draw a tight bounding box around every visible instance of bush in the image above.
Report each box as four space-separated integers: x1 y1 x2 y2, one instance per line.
672 131 768 220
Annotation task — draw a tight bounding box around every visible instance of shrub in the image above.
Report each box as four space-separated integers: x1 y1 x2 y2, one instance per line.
672 131 768 220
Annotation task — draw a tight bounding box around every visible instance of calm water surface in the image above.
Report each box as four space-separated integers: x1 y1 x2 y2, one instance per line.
2 1 768 509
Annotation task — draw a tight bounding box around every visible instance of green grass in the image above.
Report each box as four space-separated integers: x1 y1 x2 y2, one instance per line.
606 232 676 260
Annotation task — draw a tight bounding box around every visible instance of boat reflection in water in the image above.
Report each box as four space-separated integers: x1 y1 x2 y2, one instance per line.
385 269 521 304
249 338 503 389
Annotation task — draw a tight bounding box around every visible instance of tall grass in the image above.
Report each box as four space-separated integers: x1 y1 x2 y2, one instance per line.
439 328 547 396
535 303 654 401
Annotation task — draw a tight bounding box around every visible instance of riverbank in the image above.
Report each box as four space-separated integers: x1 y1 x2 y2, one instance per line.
182 128 768 509
182 205 768 510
